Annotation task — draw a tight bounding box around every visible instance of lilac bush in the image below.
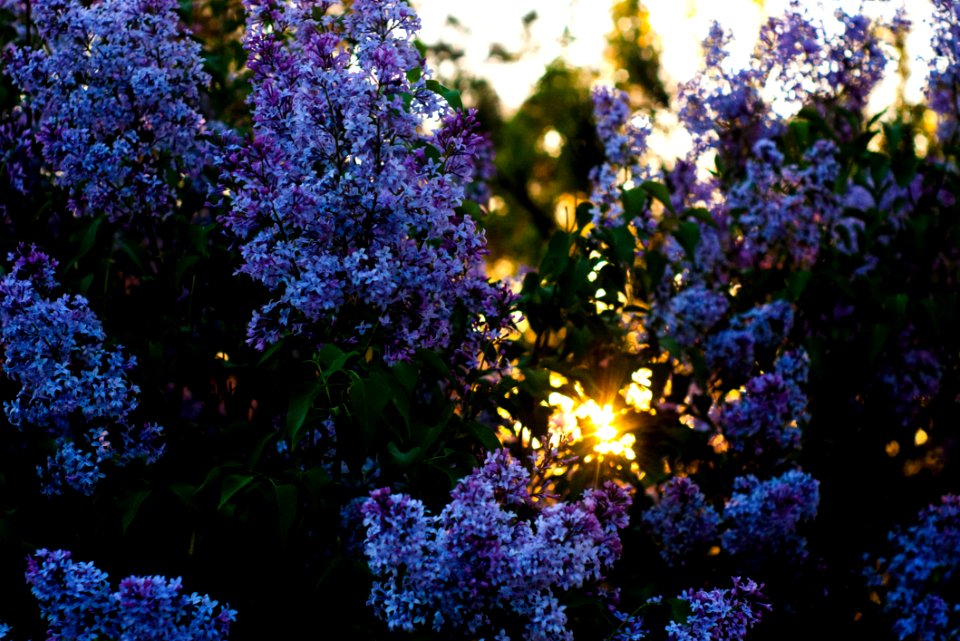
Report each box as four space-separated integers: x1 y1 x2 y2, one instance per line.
866 495 960 641
219 0 512 368
25 548 236 641
0 246 163 494
361 449 631 640
5 0 210 221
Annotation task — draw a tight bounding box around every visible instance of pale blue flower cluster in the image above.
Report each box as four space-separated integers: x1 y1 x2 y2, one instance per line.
361 449 631 641
0 246 164 495
866 495 960 641
665 577 770 641
220 0 512 368
717 350 809 460
926 1 960 141
5 0 210 221
641 476 720 567
25 548 236 641
588 86 652 228
721 470 820 560
679 3 893 164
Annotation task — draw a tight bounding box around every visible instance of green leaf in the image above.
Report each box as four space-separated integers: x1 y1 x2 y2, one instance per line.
465 421 502 452
65 215 104 270
287 381 321 448
675 221 701 260
274 483 298 541
607 224 637 264
622 187 647 221
219 474 254 510
425 79 463 110
541 231 571 277
387 442 422 469
575 201 594 229
642 181 675 213
787 270 812 300
120 490 151 535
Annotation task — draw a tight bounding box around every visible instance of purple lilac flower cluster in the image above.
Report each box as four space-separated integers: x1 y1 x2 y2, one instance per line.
649 284 729 352
220 0 512 368
0 246 164 495
726 139 849 270
665 577 770 641
716 350 809 460
25 548 236 641
876 343 942 428
865 495 960 641
5 0 210 221
361 449 631 641
641 476 720 567
705 300 795 377
588 86 652 229
721 470 819 560
679 3 892 164
926 0 960 141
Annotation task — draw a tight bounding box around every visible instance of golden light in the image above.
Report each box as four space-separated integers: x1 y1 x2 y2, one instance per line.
708 433 729 454
214 351 230 361
914 429 929 447
624 368 654 412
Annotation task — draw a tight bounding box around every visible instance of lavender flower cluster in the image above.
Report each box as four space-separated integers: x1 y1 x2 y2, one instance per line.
641 476 719 566
866 495 960 641
726 139 849 270
220 0 512 368
25 548 236 641
0 246 164 495
361 449 631 641
716 350 809 461
644 470 818 567
588 86 652 229
5 0 210 221
926 0 960 141
678 2 893 163
665 577 770 641
721 469 820 561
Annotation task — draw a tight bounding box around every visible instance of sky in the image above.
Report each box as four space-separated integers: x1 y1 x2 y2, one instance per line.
412 0 936 113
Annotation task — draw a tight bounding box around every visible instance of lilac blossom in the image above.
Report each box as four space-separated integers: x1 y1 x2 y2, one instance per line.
649 284 729 351
5 0 210 221
721 470 820 560
588 86 652 229
677 22 777 166
876 345 942 429
716 350 809 460
665 577 770 641
925 0 960 141
727 139 844 270
220 0 512 369
25 548 236 641
705 300 795 377
866 495 960 641
0 246 164 494
679 5 893 166
361 449 632 641
641 476 720 567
